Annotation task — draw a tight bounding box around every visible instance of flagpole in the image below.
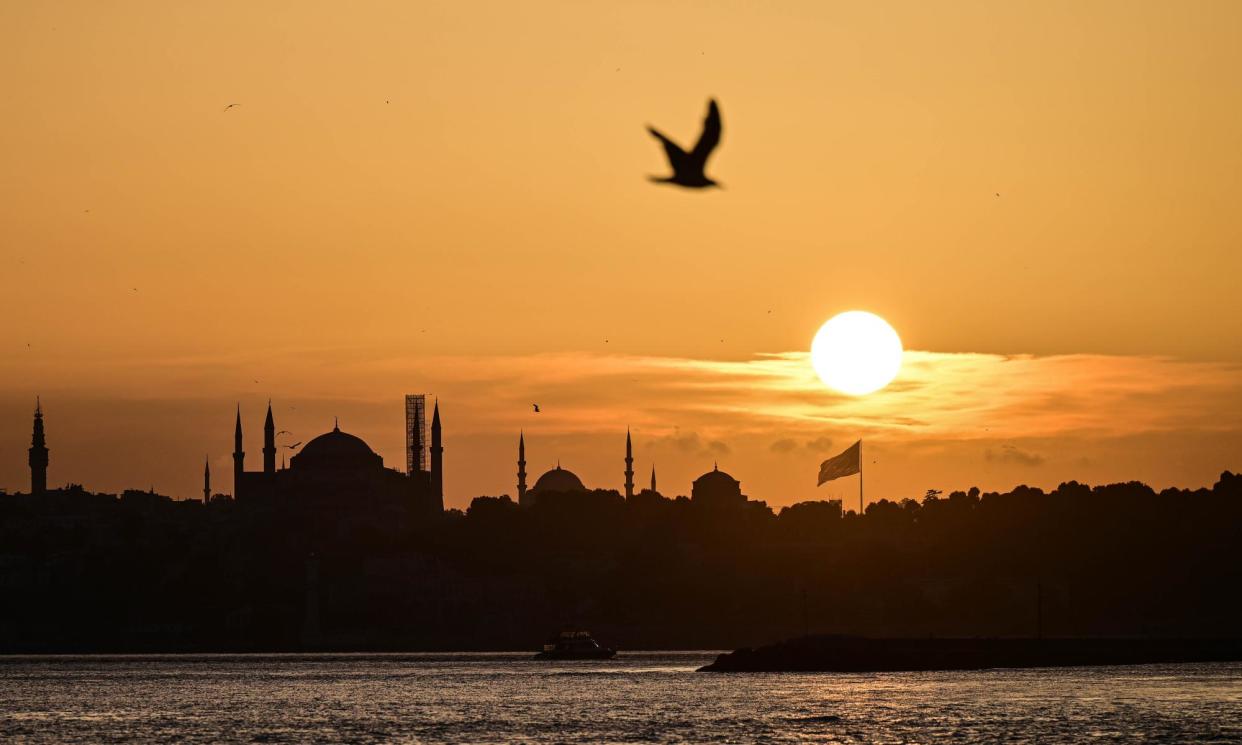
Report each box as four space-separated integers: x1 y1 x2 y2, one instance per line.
858 440 863 516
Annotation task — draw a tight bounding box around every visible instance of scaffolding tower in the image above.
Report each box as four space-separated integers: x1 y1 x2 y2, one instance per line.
405 394 427 474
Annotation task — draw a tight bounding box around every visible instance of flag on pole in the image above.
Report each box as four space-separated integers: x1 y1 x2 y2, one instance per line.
817 440 861 486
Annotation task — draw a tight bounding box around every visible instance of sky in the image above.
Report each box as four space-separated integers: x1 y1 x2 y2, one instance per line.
2 1 1240 507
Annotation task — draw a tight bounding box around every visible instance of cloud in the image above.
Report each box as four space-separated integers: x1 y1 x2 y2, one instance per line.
770 438 798 453
804 435 835 453
985 444 1047 467
649 430 730 457
15 347 1241 445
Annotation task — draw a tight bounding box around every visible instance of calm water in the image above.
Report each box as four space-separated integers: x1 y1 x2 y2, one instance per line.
1 653 1239 743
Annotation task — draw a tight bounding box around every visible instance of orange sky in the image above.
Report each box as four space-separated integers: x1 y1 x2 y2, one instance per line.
2 2 1240 506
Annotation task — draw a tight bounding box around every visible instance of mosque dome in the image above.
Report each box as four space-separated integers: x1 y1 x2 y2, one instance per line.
531 465 587 494
692 464 743 505
693 464 739 488
291 424 383 471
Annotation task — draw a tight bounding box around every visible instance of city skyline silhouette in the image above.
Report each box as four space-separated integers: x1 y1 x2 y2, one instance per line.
4 343 1241 507
4 3 1242 512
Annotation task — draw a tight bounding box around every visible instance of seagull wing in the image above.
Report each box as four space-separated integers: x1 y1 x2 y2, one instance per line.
690 99 722 169
647 126 688 173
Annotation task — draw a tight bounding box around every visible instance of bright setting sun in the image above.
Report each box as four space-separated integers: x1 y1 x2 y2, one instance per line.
811 311 903 395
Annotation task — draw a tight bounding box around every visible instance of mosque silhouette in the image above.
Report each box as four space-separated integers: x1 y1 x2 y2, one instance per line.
23 398 751 511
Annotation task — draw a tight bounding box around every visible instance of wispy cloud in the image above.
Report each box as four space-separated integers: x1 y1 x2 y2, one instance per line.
985 444 1047 467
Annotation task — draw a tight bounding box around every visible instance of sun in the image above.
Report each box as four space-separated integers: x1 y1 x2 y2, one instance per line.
811 311 903 395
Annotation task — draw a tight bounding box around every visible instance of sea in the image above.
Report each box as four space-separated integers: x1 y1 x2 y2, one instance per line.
1 652 1238 743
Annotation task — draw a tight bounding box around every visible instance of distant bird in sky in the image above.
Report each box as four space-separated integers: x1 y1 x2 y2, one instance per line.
276 430 291 436
223 103 240 112
532 404 541 413
995 192 1000 197
647 98 722 188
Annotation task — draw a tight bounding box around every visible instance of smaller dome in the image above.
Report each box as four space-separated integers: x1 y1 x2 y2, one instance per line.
531 465 587 494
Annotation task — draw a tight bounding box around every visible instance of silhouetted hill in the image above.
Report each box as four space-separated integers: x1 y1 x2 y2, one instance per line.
1 474 1239 653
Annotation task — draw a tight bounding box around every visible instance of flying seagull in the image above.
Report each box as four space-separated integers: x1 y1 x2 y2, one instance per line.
532 404 541 413
647 98 722 188
223 103 240 112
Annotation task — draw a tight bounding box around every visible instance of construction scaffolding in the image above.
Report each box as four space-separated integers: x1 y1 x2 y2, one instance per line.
405 394 427 474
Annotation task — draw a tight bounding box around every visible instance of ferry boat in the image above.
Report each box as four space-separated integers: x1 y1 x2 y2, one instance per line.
535 630 616 660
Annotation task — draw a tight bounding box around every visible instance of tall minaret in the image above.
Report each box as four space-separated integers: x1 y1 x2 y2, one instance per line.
263 401 276 474
624 428 635 499
650 465 657 494
233 405 245 495
430 401 444 510
29 397 48 496
203 457 211 504
517 431 527 504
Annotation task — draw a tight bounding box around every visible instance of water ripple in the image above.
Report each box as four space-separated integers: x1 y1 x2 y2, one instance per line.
0 653 1238 743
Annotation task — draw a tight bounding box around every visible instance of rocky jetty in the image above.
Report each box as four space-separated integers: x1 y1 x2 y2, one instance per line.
699 635 1242 672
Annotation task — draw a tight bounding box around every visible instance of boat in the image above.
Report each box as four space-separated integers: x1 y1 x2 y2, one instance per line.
534 630 616 659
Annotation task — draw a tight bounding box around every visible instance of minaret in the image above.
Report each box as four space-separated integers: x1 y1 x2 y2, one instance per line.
624 428 635 499
517 431 528 504
650 465 657 494
233 405 245 495
430 401 444 510
263 401 276 474
29 397 48 496
203 456 211 504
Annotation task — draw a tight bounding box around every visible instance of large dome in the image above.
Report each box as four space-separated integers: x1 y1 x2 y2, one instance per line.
692 464 743 505
531 465 587 494
693 464 739 488
291 424 383 471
